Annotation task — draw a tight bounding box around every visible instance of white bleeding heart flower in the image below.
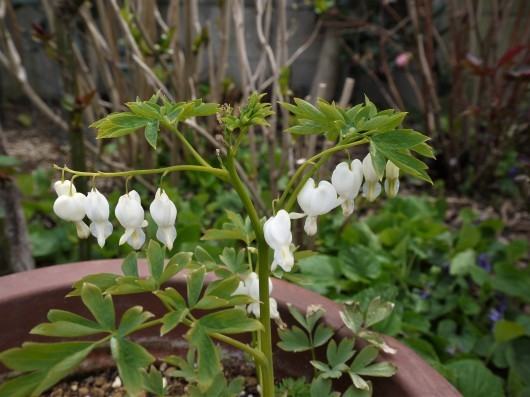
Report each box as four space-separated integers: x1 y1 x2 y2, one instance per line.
362 154 381 202
115 190 148 250
150 188 177 251
232 273 279 319
54 180 76 196
331 160 364 216
264 210 294 272
53 180 90 239
85 188 113 248
384 160 400 198
295 178 338 236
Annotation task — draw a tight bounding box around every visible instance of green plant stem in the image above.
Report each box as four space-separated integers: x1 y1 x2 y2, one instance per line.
225 154 274 397
275 138 368 212
162 121 210 168
54 164 229 182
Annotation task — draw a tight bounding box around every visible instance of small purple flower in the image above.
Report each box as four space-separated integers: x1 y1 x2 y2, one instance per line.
488 308 502 324
477 253 492 272
419 291 430 299
508 166 518 179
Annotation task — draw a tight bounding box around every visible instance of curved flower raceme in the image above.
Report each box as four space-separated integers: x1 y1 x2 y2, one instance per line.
295 178 338 236
384 160 400 198
53 180 90 239
331 160 364 216
150 188 177 250
115 190 148 250
85 188 113 248
232 272 279 320
264 210 294 272
362 154 381 202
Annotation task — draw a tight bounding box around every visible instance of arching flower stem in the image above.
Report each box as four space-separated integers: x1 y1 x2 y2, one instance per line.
275 137 369 213
161 120 211 168
54 164 230 182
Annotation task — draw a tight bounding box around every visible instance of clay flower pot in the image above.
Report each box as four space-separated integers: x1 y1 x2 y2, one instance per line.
0 260 461 396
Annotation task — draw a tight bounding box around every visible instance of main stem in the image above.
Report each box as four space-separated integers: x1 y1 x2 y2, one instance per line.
225 154 274 397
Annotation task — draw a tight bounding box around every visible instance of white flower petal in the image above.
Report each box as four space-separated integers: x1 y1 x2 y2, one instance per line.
264 210 292 251
53 193 87 222
304 216 318 236
75 221 90 239
362 181 381 202
362 153 379 182
127 228 146 250
156 226 177 251
54 180 76 196
150 188 177 227
331 160 363 200
385 160 400 179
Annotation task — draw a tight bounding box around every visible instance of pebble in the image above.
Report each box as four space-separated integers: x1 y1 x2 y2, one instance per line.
111 376 122 388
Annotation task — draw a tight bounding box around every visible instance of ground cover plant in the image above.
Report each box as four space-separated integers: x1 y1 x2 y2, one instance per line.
300 195 530 396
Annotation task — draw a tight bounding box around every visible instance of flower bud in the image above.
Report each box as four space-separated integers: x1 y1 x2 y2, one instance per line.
362 154 381 202
384 161 400 198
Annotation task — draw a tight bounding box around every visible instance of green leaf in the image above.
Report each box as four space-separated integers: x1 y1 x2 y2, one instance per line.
121 252 139 277
313 324 334 348
147 240 164 287
68 273 120 296
126 101 162 119
29 310 106 337
340 301 364 334
310 376 334 397
293 98 328 123
198 308 263 334
111 337 155 395
144 119 159 149
160 251 193 285
155 287 187 311
327 339 355 367
365 297 394 328
349 372 370 391
203 274 240 299
219 247 247 274
371 129 428 150
450 249 476 276
342 383 373 397
187 266 206 307
287 304 309 331
188 102 220 117
0 342 96 396
355 362 397 377
186 324 222 391
494 320 526 343
117 306 154 337
80 283 115 330
278 325 312 352
92 113 150 139
161 307 190 336
447 359 504 397
141 366 166 395
455 221 480 252
349 346 378 372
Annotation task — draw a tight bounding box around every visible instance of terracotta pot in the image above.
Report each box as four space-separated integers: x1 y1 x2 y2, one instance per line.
0 260 461 396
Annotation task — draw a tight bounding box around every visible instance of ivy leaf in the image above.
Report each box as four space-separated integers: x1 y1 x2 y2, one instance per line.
110 337 155 396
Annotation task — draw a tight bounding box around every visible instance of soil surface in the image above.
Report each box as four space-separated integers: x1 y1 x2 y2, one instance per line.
37 357 258 397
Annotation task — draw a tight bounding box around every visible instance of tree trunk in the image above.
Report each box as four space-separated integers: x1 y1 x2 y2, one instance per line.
0 122 35 274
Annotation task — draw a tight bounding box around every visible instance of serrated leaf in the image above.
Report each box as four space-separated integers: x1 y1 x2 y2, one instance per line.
293 98 328 123
80 283 115 330
117 306 154 337
110 337 155 396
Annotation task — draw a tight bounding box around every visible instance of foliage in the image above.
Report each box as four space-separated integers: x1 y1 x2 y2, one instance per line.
300 195 530 396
